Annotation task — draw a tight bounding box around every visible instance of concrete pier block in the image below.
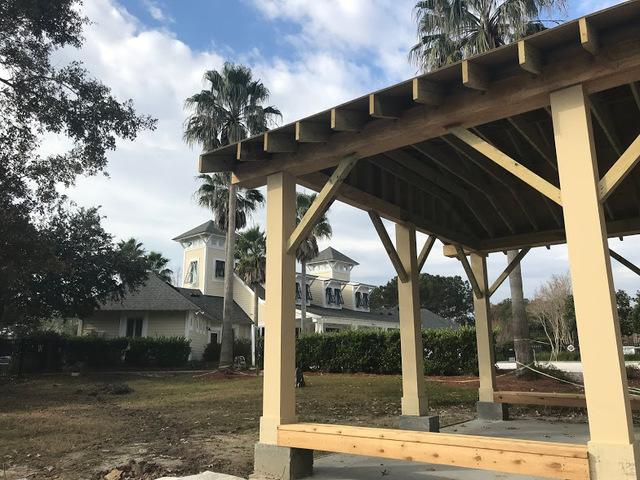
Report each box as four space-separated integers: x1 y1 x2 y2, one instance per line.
476 401 509 421
398 415 440 432
251 443 313 480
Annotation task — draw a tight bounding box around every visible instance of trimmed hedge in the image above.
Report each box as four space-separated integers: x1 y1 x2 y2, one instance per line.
3 333 191 372
203 338 253 363
257 327 478 376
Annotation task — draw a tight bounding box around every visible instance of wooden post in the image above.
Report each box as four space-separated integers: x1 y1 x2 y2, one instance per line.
259 171 297 445
550 84 639 479
470 253 504 419
395 223 428 416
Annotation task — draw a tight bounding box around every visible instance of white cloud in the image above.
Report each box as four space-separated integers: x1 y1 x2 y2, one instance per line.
50 0 640 305
143 0 173 23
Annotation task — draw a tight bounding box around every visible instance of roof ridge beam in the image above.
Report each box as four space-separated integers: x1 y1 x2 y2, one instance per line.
287 154 359 254
450 127 562 206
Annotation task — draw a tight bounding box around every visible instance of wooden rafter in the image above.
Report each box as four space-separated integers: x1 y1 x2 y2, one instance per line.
579 17 598 55
368 212 408 282
417 235 436 272
287 154 359 254
610 248 640 277
451 127 562 205
488 248 531 297
599 133 640 201
455 246 483 298
518 40 542 75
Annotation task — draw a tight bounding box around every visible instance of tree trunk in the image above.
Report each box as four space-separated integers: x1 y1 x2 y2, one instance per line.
300 259 307 335
219 183 237 368
507 249 533 375
251 283 259 367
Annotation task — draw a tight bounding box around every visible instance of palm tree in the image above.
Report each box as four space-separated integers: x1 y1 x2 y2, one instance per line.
117 238 146 259
184 63 279 368
147 251 173 283
295 193 332 333
408 0 565 371
409 0 563 72
235 226 267 367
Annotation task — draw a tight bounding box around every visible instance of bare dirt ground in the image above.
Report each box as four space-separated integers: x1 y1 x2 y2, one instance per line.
0 370 613 480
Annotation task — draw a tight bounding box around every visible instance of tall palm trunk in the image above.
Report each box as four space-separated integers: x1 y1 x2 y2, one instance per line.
251 283 259 367
507 249 533 374
300 259 307 334
219 183 237 368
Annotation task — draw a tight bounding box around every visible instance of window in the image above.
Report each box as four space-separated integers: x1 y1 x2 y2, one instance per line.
305 284 313 302
185 260 198 285
355 291 362 308
295 282 302 301
325 287 335 305
362 292 370 309
210 332 219 344
126 317 143 338
215 260 225 278
334 288 343 306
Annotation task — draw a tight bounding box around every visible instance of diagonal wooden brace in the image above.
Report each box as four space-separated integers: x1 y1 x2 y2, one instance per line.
450 127 562 206
455 245 484 299
287 154 359 254
369 212 408 283
417 235 436 272
488 248 531 298
599 133 640 202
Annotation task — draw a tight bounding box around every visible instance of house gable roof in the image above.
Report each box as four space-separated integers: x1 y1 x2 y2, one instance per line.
175 287 253 325
307 247 359 266
99 273 204 312
172 220 225 242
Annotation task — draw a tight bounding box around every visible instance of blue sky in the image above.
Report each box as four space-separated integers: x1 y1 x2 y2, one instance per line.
61 0 634 300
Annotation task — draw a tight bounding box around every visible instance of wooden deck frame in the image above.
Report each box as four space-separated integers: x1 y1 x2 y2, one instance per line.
494 391 640 410
277 423 590 480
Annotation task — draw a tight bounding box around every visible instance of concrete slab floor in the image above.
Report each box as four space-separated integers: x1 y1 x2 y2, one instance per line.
311 419 640 480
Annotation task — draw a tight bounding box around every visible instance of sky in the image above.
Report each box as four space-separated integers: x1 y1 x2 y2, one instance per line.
58 0 637 301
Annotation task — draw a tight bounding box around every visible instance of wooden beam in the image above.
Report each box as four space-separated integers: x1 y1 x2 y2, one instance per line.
507 116 557 172
462 60 489 91
298 172 479 249
518 40 542 75
494 390 640 410
455 246 483 298
599 133 640 201
264 132 297 153
610 248 640 277
369 93 402 119
330 108 368 132
417 235 436 272
278 423 589 480
451 127 562 205
488 248 531 297
199 151 235 173
412 78 443 106
295 121 331 143
579 17 598 55
368 211 408 282
232 22 640 187
237 141 265 161
287 154 359 254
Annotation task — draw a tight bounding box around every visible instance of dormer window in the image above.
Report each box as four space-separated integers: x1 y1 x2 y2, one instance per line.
185 260 198 285
215 260 225 278
295 282 302 301
325 287 335 305
305 284 313 301
362 292 369 309
334 288 343 306
355 291 362 308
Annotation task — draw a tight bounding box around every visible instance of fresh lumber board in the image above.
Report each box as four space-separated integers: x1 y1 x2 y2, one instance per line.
494 390 640 410
277 423 589 480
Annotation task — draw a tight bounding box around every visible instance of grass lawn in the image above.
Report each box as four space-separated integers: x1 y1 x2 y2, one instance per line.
0 372 478 479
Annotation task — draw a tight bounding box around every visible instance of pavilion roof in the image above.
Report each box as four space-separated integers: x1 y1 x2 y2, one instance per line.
198 1 640 252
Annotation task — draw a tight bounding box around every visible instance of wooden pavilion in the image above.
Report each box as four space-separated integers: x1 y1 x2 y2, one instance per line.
198 2 640 478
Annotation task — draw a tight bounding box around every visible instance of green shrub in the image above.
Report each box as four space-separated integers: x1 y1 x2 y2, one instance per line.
124 337 191 367
534 350 581 362
65 336 128 368
203 339 253 363
258 328 478 376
